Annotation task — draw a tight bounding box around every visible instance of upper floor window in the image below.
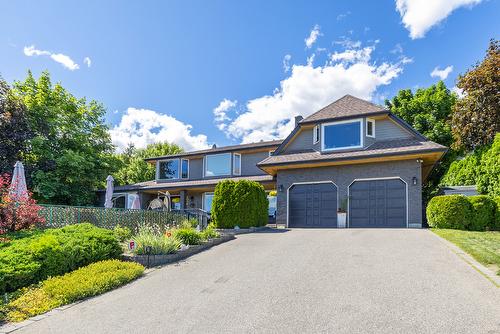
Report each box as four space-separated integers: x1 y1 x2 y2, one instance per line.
366 118 375 138
321 119 363 151
313 125 320 144
233 153 241 175
204 153 231 177
158 159 189 180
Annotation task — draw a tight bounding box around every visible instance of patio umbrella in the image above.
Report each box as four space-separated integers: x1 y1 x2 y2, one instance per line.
104 175 114 208
10 161 28 200
130 194 141 209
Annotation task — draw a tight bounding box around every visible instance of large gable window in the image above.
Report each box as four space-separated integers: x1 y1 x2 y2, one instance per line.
204 153 231 177
321 119 363 151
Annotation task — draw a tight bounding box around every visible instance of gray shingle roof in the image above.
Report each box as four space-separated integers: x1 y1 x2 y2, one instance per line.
258 138 447 167
110 174 275 192
144 139 282 161
301 95 387 123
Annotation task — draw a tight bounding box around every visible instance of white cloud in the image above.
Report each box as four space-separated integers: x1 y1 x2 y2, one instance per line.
110 108 210 152
430 65 453 80
451 86 464 97
283 54 292 72
305 25 321 49
391 43 404 54
83 57 92 67
217 41 408 143
336 11 351 21
213 99 237 130
395 0 483 39
23 45 80 70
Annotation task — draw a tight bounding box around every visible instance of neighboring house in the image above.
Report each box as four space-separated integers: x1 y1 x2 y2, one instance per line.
101 95 447 228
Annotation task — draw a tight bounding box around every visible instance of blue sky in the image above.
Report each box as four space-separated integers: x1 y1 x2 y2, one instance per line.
1 0 498 151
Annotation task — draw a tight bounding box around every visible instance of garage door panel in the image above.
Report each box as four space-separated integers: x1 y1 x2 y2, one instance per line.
349 179 407 228
289 183 337 228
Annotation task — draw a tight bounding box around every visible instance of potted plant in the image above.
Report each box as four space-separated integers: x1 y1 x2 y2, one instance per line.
337 199 347 228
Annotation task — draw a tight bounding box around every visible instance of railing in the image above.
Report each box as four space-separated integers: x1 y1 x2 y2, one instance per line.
171 208 210 230
38 204 205 233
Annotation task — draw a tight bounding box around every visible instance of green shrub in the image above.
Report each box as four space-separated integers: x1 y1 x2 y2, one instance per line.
133 227 180 255
211 180 268 228
0 224 122 293
200 226 220 240
493 197 500 230
426 195 473 229
179 218 199 229
467 195 496 231
5 260 144 322
113 225 133 242
174 228 203 245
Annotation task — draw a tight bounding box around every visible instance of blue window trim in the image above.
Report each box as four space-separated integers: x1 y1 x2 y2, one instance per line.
321 118 364 152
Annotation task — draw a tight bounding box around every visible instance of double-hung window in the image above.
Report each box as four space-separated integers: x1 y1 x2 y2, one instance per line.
366 118 375 138
313 125 320 144
204 153 231 177
321 119 363 151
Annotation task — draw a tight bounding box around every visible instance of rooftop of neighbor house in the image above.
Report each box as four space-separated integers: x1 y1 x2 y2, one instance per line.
300 94 388 124
144 139 283 162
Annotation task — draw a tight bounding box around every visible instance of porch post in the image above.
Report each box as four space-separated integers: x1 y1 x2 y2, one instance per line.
179 190 186 210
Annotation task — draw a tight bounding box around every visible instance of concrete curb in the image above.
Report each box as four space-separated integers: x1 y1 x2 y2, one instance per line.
216 226 272 235
429 230 500 287
123 234 235 268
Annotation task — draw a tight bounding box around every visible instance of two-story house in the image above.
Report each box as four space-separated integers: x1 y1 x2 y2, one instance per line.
104 95 447 228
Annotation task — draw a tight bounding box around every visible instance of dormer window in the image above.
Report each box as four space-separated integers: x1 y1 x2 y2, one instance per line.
366 118 375 138
313 125 320 144
321 118 363 151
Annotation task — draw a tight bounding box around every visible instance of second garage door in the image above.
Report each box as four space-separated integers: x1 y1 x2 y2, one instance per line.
288 183 337 228
348 178 407 228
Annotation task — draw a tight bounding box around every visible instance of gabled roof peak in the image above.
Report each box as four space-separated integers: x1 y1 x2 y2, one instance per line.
301 95 387 124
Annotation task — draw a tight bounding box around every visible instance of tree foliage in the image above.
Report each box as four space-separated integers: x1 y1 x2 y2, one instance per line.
11 71 118 205
0 78 33 175
113 142 183 185
385 81 457 199
451 39 500 151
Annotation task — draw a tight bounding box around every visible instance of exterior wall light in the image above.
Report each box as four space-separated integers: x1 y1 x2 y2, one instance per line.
278 184 284 192
412 177 418 186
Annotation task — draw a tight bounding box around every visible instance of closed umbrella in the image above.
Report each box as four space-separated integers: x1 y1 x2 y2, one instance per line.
10 161 28 200
104 175 114 208
130 195 141 209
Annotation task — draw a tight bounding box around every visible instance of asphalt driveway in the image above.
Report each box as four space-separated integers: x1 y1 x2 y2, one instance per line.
15 229 500 334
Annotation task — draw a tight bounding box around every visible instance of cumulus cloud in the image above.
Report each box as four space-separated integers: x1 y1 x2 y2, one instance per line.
23 45 79 70
305 25 321 48
283 54 292 72
395 0 483 39
110 108 210 152
430 65 453 80
83 57 92 67
213 99 237 130
216 41 408 143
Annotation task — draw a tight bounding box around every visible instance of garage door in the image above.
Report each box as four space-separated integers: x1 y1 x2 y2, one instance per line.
288 183 337 228
349 179 407 228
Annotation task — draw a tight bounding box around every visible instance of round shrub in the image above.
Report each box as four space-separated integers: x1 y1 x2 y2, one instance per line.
211 180 268 229
173 228 203 245
467 195 496 231
0 223 122 293
426 195 473 229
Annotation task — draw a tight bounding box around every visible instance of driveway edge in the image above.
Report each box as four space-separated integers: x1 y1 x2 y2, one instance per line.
429 230 500 287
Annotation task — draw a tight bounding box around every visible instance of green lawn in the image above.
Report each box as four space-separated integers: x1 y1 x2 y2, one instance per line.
432 229 500 275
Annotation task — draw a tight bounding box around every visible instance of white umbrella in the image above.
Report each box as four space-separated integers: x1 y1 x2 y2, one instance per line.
10 161 28 200
130 195 141 209
104 175 114 208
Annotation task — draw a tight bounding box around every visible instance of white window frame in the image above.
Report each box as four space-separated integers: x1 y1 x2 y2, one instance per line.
233 153 241 176
366 118 375 138
321 118 364 152
157 158 180 180
202 192 214 212
203 152 232 177
181 159 189 179
313 125 320 144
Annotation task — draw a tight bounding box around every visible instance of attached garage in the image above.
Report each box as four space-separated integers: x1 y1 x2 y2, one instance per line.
348 178 407 228
288 182 337 228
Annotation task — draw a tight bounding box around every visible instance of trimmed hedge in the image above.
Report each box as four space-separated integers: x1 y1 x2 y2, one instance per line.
5 260 144 322
427 195 473 229
467 196 496 231
0 224 122 293
211 180 268 228
427 195 499 231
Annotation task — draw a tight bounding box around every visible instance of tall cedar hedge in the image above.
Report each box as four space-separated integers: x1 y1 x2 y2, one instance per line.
211 180 268 228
